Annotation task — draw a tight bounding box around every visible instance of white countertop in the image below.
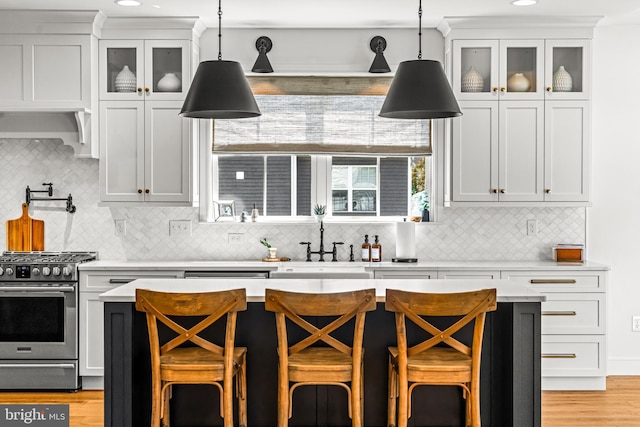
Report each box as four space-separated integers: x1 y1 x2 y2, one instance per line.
80 259 609 272
99 278 545 303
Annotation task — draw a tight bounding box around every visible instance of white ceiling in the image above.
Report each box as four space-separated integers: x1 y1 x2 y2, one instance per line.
1 0 640 28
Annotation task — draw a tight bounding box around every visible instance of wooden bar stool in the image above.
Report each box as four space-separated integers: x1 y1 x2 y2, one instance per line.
265 288 376 427
135 288 247 427
385 288 497 427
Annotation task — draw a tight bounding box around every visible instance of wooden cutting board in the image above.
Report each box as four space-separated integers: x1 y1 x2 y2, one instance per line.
6 203 45 251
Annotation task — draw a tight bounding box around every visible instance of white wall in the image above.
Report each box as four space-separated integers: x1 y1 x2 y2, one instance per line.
590 24 640 374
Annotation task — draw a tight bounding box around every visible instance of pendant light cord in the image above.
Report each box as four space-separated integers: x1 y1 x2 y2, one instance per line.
217 0 222 60
418 0 423 60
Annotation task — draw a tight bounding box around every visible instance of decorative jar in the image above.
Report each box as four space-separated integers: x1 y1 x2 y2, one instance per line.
507 73 530 92
553 66 573 92
114 65 136 92
157 73 181 92
461 66 484 92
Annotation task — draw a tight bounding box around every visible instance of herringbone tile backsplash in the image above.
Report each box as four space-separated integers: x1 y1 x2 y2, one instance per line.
0 139 585 261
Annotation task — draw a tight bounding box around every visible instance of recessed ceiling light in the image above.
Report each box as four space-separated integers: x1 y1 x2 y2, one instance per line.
152 4 161 8
511 0 537 5
114 0 142 6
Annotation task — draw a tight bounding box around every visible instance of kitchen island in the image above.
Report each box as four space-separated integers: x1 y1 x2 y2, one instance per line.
100 278 544 427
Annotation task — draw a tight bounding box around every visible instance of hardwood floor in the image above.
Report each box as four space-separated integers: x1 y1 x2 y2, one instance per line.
0 376 637 426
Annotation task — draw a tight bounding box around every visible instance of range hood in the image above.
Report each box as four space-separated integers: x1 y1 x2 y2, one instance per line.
0 109 95 158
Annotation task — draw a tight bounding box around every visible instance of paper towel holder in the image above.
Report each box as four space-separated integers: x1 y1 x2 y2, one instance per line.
392 257 418 263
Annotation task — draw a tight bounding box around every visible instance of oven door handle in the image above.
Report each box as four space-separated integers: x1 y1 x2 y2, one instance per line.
0 363 76 369
0 286 75 293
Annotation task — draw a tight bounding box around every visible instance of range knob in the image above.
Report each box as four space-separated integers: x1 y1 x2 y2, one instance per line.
62 266 72 277
42 266 51 276
5 267 14 276
32 267 40 276
52 266 61 276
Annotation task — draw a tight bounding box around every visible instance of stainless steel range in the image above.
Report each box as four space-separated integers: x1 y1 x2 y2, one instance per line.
0 251 97 390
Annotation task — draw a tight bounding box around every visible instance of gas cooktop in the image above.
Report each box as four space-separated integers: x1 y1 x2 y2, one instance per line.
0 251 97 281
0 251 97 263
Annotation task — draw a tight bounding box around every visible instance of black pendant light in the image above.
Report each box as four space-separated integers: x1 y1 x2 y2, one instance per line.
379 0 461 119
180 0 260 119
252 36 274 73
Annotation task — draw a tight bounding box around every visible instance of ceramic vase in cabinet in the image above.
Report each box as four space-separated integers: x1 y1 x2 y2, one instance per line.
157 73 181 92
115 65 136 92
553 65 573 92
461 66 484 92
507 72 530 92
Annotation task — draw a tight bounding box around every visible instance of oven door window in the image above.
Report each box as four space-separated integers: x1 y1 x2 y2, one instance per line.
0 296 65 342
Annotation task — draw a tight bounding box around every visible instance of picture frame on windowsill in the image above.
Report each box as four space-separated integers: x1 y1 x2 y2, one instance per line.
213 200 236 221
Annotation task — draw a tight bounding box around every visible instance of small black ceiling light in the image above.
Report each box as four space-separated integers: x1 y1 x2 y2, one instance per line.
379 0 461 119
252 36 274 73
368 36 391 73
180 0 260 119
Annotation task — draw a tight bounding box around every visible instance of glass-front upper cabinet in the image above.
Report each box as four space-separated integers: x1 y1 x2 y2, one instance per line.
453 39 544 100
544 39 590 100
99 39 190 101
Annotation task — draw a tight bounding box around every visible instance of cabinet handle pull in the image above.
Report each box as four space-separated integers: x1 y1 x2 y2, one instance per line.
109 279 135 284
542 311 577 316
491 189 498 194
137 88 142 93
546 87 553 92
145 87 150 93
500 87 506 92
500 189 505 193
530 279 577 284
492 87 499 92
137 189 143 194
546 188 551 193
145 189 150 194
542 353 577 359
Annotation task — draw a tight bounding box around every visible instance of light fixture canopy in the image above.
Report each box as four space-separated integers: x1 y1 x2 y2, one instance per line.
252 36 274 73
368 36 391 73
179 0 260 119
379 0 461 119
114 0 141 6
511 0 537 5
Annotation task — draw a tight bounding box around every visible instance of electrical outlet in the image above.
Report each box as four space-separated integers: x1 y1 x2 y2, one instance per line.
527 220 538 236
228 233 244 244
169 220 192 237
114 219 126 236
633 316 640 332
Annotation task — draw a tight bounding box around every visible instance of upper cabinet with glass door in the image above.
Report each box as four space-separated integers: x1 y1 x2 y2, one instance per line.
544 39 590 100
453 39 544 101
99 39 190 101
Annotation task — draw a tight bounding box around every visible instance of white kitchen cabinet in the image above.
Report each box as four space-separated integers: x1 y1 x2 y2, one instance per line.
0 34 92 109
444 19 595 205
78 270 183 385
99 100 192 202
97 19 202 204
501 270 607 390
373 270 437 279
452 100 544 202
99 39 190 101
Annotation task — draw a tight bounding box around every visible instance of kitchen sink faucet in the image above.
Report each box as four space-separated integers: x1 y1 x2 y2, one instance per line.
300 221 343 261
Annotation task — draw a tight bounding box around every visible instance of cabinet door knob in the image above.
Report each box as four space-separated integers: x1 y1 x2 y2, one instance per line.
492 87 499 93
546 87 553 92
500 87 506 92
491 189 498 194
145 189 150 194
546 188 551 193
144 87 150 93
137 88 143 93
137 189 143 194
500 189 506 193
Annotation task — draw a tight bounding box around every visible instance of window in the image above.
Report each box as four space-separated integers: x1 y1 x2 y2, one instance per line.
212 154 430 221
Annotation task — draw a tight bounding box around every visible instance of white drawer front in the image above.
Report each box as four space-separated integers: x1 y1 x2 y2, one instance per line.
542 294 605 334
437 270 500 280
501 270 602 292
541 335 605 377
373 270 436 279
80 271 183 291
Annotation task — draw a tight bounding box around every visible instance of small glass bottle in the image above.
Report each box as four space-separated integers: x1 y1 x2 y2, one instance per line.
371 235 382 262
251 203 259 222
361 234 371 262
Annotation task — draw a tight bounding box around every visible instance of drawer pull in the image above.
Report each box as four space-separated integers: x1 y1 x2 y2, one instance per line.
542 311 577 316
530 279 577 284
109 278 135 284
542 353 577 359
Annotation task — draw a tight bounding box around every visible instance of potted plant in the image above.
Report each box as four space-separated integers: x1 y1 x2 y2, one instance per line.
313 204 327 222
260 238 277 258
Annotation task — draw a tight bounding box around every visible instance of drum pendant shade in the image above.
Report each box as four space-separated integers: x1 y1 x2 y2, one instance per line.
379 59 462 119
180 60 261 119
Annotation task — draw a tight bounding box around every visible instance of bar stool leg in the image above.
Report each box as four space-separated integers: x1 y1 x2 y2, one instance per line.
277 367 289 427
238 356 247 427
387 355 397 427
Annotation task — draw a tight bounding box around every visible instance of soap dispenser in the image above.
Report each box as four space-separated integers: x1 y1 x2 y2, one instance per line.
361 235 371 262
371 235 382 262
